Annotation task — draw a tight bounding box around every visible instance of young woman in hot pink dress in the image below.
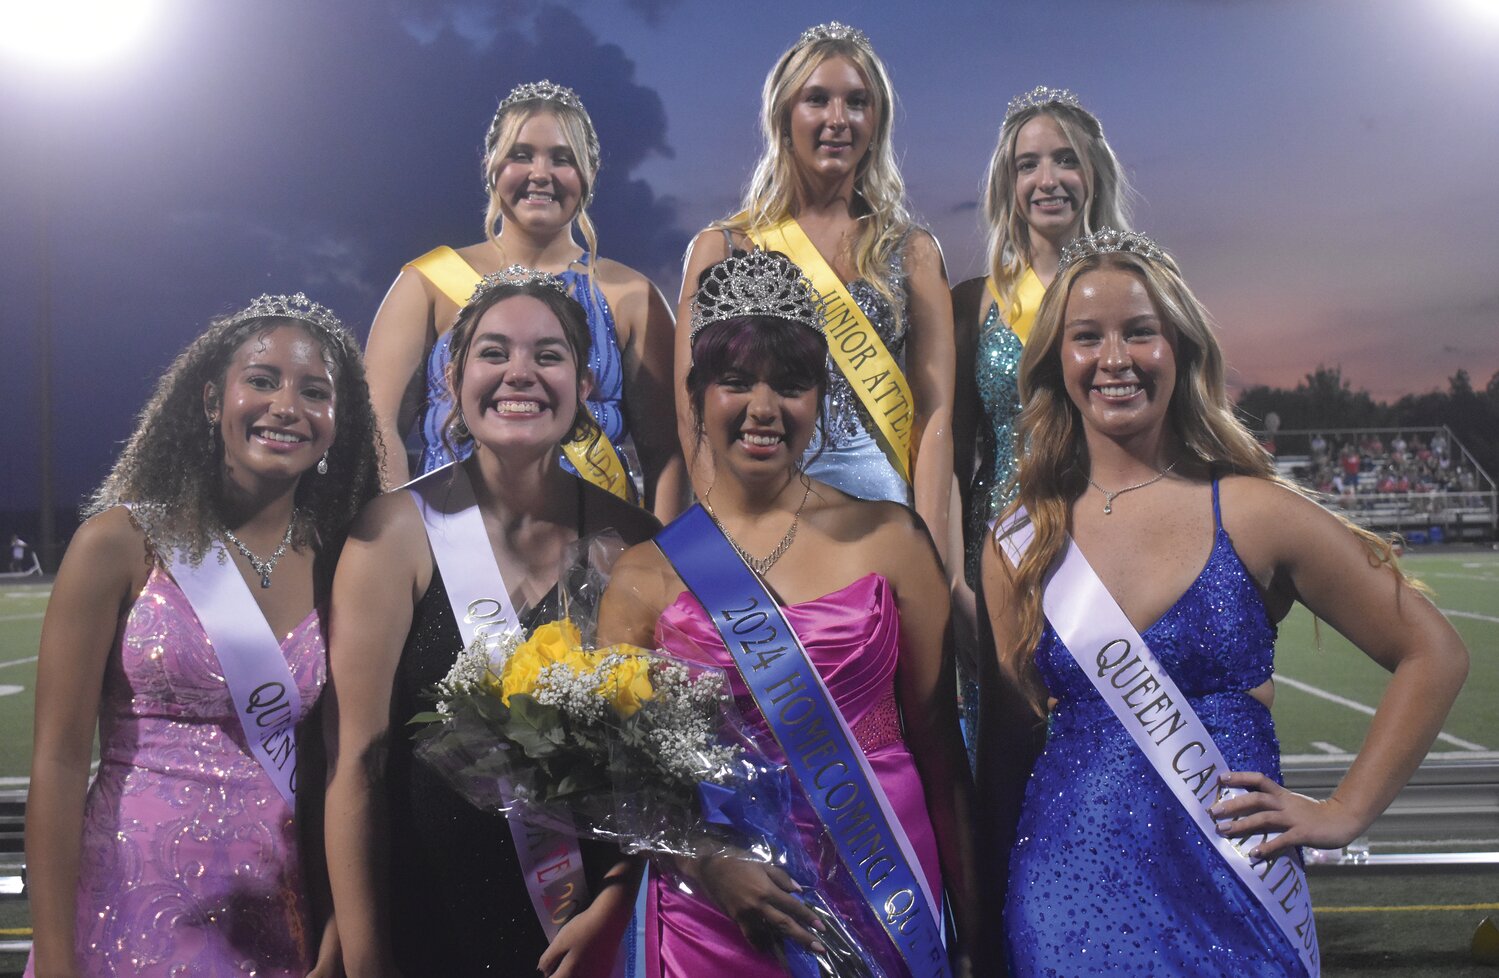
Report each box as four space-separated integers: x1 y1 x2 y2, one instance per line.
24 295 380 978
602 252 976 977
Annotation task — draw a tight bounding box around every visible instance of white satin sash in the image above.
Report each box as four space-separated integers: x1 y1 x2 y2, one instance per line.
408 462 594 939
167 543 302 809
997 512 1319 976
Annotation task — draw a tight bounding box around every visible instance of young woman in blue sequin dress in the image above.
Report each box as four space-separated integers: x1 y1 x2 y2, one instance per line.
981 231 1468 975
364 81 685 521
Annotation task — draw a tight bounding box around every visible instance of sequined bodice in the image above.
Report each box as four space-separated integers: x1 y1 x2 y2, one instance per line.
823 271 909 448
1036 523 1276 711
419 263 629 474
962 302 1025 584
1006 487 1298 975
657 573 905 758
98 566 325 776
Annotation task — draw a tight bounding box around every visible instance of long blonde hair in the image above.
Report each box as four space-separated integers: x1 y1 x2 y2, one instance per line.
996 249 1406 710
721 29 913 326
482 97 601 270
981 98 1131 321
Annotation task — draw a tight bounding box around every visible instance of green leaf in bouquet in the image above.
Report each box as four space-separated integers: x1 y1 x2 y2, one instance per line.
551 764 609 800
503 694 567 758
407 711 446 726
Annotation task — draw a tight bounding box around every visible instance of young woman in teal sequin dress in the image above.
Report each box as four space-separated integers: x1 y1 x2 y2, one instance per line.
982 232 1467 975
954 89 1132 787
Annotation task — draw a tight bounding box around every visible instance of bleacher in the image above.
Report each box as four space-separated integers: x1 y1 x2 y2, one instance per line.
1261 426 1498 542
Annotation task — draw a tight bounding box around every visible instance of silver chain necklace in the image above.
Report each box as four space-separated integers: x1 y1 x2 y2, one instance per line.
703 480 813 576
221 510 298 588
1086 461 1177 515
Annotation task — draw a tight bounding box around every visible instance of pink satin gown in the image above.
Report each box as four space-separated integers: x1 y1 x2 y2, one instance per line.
649 573 943 978
26 567 321 977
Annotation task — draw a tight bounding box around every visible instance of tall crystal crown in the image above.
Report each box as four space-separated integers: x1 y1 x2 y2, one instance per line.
1058 227 1170 273
1004 85 1083 124
486 79 599 168
689 251 826 344
798 21 870 47
467 265 574 306
225 293 344 334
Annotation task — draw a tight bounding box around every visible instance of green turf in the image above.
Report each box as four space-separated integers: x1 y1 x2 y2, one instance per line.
0 585 46 785
1272 551 1499 761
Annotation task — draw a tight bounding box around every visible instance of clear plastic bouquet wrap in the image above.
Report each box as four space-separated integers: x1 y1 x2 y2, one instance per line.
409 536 889 978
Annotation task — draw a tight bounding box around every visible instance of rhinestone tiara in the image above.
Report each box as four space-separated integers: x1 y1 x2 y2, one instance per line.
1058 228 1169 273
486 79 599 165
498 79 584 114
467 264 573 306
1004 85 1083 123
225 293 344 334
689 251 826 344
799 21 870 47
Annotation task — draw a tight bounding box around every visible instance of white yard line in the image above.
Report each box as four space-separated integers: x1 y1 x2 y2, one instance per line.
0 612 44 623
1441 608 1499 625
0 656 38 670
1310 741 1347 755
1276 674 1487 751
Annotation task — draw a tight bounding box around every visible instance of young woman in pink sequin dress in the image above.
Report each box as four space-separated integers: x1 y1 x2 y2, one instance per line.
24 296 380 978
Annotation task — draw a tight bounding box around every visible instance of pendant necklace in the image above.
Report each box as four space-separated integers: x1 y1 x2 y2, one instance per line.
703 480 813 576
1086 461 1176 515
222 510 298 588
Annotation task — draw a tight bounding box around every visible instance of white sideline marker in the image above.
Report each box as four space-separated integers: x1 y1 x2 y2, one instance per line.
1277 674 1486 751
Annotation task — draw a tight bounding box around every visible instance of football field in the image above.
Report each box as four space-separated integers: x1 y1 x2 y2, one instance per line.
0 550 1496 974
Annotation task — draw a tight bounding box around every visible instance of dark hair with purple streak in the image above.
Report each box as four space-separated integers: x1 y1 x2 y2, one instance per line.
685 315 829 461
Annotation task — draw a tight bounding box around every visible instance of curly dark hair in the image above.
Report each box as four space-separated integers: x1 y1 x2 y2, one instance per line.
86 309 384 562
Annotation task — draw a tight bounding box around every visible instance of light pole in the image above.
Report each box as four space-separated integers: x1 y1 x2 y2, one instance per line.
1 0 160 571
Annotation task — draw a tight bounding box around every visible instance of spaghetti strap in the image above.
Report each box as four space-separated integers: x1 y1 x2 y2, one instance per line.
1211 478 1223 529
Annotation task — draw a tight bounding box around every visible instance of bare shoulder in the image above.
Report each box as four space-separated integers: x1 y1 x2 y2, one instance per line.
902 226 944 266
72 506 152 568
1218 474 1349 573
347 486 426 549
603 537 682 637
452 241 496 265
819 491 932 566
583 484 663 546
687 227 736 263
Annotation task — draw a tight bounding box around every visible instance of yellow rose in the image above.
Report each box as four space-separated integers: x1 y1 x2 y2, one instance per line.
600 652 654 718
497 646 548 705
523 620 584 664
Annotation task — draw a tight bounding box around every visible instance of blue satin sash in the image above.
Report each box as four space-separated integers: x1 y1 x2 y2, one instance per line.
656 505 949 978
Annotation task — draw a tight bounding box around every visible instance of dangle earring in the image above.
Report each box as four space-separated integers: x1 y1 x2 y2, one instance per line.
316 451 329 475
206 416 218 453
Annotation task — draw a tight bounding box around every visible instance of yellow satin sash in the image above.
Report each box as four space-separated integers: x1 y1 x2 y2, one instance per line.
405 246 635 502
985 266 1045 345
748 221 914 484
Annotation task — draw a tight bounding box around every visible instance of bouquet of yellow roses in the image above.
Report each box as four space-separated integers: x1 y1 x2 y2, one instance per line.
408 615 741 845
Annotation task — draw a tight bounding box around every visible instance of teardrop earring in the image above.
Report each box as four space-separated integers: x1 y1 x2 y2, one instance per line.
316 451 329 475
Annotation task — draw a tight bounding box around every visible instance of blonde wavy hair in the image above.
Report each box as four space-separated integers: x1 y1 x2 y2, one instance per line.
720 30 913 326
981 99 1131 324
996 249 1407 711
482 96 601 272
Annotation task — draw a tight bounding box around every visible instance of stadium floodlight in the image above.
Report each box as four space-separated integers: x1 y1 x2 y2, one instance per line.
0 0 160 69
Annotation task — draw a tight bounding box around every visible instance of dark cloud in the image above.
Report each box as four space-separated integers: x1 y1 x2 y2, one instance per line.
0 0 687 509
622 0 683 27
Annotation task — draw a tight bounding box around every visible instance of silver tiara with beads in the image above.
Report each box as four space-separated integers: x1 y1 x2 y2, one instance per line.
689 251 826 344
225 293 344 334
1058 228 1170 273
1004 85 1083 123
485 79 599 164
467 265 574 306
799 21 870 47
